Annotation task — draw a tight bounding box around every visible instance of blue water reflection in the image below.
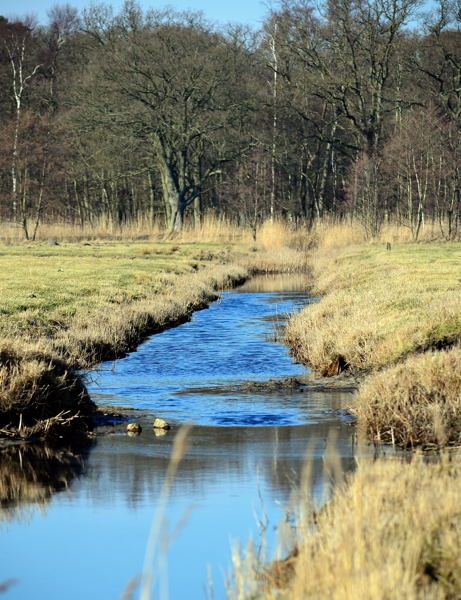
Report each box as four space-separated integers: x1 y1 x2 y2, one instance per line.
0 277 363 600
87 288 314 426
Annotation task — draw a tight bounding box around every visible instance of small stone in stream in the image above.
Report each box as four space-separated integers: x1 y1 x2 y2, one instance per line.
153 418 170 430
127 422 142 435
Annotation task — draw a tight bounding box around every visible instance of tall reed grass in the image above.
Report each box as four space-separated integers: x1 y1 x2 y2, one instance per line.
0 216 252 245
139 424 193 600
230 449 461 600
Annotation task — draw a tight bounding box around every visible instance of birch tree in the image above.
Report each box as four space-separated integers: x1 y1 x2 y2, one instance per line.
0 18 42 225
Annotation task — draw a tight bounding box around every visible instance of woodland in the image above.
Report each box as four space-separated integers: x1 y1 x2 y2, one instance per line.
0 0 460 240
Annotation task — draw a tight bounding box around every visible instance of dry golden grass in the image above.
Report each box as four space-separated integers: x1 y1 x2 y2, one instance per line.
230 447 461 600
0 217 161 244
0 338 94 427
284 237 461 447
260 452 461 600
284 238 461 445
0 215 253 245
354 348 461 448
312 219 367 249
285 242 461 376
257 220 299 249
241 246 311 274
178 216 252 244
311 218 445 250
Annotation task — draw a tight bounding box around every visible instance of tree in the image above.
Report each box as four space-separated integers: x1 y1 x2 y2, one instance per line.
265 0 421 234
79 3 257 231
411 0 461 237
0 17 42 229
416 0 461 122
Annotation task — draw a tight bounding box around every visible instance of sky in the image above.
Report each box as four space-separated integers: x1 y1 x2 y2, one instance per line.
0 0 271 29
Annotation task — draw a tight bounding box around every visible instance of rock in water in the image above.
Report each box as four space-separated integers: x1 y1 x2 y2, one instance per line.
153 418 170 430
127 422 142 434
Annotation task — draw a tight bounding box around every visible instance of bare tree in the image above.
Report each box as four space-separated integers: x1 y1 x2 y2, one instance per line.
266 0 421 234
0 17 42 228
80 3 256 231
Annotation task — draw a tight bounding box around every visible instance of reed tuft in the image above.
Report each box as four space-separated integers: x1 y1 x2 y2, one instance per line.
354 347 461 448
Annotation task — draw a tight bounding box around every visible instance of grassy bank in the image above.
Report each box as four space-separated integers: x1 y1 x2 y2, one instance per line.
0 240 246 436
232 451 461 600
230 229 461 599
286 241 461 447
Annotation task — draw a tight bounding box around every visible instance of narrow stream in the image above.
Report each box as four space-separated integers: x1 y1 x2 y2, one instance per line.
0 276 366 600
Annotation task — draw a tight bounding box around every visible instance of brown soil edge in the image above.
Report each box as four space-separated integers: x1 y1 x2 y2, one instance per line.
0 271 248 445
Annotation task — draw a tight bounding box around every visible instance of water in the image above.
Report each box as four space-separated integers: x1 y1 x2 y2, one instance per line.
87 281 312 425
0 276 361 600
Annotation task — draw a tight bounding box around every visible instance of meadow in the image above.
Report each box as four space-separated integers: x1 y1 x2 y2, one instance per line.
2 217 461 599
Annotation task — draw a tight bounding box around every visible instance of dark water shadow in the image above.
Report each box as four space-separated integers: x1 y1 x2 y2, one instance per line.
0 441 92 520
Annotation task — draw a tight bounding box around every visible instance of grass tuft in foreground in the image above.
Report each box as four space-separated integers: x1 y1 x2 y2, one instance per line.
354 347 461 448
230 450 461 600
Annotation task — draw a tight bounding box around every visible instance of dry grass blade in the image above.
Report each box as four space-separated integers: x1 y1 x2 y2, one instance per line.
139 423 194 600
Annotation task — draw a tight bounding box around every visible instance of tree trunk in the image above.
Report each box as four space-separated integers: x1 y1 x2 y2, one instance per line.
158 159 182 231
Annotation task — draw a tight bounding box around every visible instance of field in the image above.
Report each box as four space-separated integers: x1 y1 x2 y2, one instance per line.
2 219 461 598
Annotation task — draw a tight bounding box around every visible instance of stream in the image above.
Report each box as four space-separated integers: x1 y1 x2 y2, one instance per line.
0 275 367 600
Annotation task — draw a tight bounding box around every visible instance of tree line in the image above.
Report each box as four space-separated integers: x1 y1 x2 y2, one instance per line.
0 0 460 239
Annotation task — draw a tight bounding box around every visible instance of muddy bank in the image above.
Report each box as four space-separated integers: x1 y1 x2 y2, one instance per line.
0 353 95 444
173 374 358 400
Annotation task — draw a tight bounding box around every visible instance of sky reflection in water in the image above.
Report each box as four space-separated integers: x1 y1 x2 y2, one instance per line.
1 277 362 600
88 283 313 426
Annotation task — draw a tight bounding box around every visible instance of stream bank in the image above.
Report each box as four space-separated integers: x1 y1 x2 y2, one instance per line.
247 242 461 600
1 274 362 600
0 264 249 444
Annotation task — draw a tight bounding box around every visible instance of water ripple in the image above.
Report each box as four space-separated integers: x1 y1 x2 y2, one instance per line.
86 288 327 426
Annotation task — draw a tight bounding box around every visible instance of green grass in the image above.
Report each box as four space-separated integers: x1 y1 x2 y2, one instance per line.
0 239 250 428
0 241 230 336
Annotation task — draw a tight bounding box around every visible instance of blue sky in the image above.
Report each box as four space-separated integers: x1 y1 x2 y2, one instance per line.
0 0 271 29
